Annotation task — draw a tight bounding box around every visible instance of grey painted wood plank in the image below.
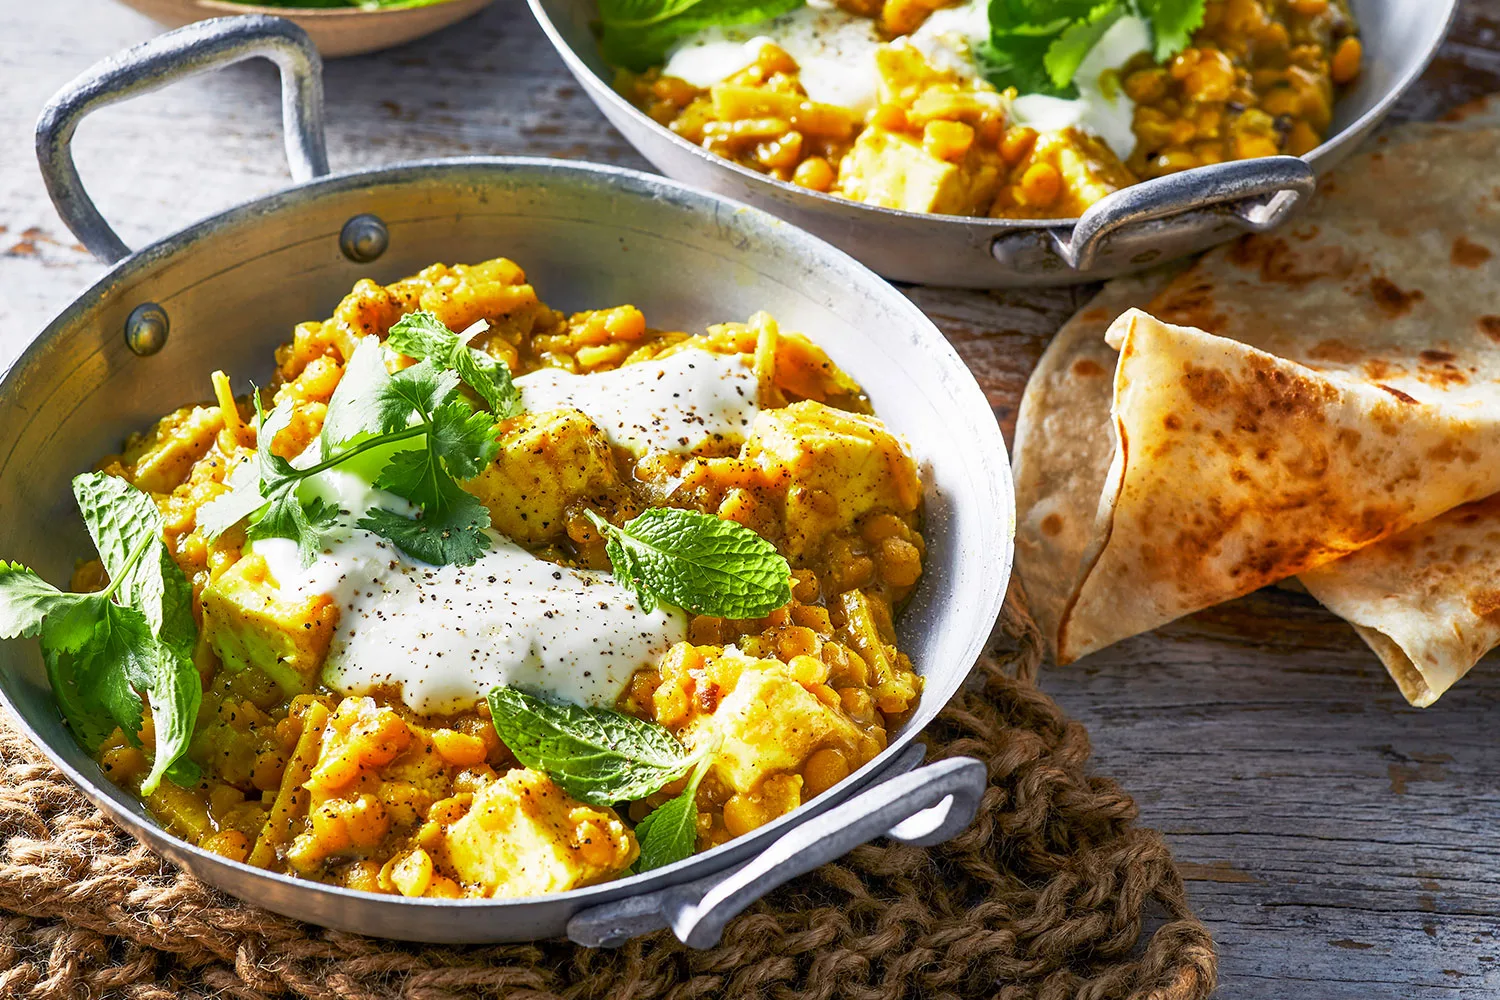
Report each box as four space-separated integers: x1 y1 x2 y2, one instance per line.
4 0 1500 996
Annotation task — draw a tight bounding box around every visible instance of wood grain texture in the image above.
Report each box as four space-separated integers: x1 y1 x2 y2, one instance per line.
3 1 1500 995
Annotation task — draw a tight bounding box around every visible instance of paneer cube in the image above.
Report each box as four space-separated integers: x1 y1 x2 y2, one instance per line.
464 408 618 545
200 553 338 696
744 400 921 559
121 405 224 494
837 127 1002 216
694 659 865 795
442 769 636 897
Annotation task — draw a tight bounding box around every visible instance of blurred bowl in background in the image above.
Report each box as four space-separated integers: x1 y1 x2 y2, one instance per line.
111 0 493 57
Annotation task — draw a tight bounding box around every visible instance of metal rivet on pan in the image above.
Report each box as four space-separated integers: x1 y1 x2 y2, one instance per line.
125 303 169 356
340 213 389 263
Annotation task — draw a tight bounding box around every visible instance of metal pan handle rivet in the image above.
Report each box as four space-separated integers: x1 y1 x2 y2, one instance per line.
125 303 169 356
340 213 389 263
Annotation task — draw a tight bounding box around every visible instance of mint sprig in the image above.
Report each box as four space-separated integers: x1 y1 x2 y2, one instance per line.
199 326 514 568
486 685 700 805
584 507 791 619
0 473 202 795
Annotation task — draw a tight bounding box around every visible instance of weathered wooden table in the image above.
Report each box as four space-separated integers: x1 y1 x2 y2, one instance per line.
3 1 1500 996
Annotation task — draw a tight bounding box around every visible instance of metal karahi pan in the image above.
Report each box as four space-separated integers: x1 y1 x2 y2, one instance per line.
1 17 1012 946
528 0 1458 287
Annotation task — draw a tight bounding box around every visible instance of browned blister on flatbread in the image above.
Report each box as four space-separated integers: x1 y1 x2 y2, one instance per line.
1302 495 1500 707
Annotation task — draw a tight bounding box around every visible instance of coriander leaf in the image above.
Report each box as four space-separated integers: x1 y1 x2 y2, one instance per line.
252 391 302 494
0 562 85 640
486 686 697 805
585 507 791 619
246 492 340 568
1139 0 1206 60
1044 2 1125 89
982 0 1121 96
358 480 492 566
377 359 460 435
387 312 524 419
195 459 268 542
321 336 393 455
599 0 805 72
429 400 502 481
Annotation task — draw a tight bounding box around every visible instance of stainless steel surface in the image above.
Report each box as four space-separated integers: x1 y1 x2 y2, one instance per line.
527 0 1457 287
34 15 328 263
1 17 1014 946
571 747 986 947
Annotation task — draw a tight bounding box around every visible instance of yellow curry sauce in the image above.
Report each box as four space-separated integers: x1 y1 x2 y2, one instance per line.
80 258 926 899
619 0 1360 219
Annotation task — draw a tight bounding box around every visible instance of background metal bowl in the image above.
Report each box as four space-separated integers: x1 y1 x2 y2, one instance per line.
528 0 1458 287
2 17 1011 945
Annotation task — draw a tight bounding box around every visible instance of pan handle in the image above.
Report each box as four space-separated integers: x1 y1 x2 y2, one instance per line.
566 749 988 949
993 154 1316 272
35 16 329 264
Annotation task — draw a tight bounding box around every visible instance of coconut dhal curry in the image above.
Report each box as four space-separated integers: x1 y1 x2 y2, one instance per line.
615 0 1361 219
0 258 925 898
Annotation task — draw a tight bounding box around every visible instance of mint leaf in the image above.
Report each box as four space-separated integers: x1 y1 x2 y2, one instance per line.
599 0 805 72
2 475 203 795
321 336 392 455
387 312 524 419
634 750 713 871
69 474 201 795
585 508 791 619
1044 2 1125 89
1139 0 1205 60
0 562 86 640
486 686 698 806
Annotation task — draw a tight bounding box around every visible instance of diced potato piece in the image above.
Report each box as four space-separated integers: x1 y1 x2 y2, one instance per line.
836 126 1001 216
991 127 1136 219
692 658 865 795
875 45 949 106
121 405 224 494
464 408 618 545
442 769 636 897
743 400 921 559
201 554 338 696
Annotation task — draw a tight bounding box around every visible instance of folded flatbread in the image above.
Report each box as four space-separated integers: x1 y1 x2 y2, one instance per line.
1014 115 1500 699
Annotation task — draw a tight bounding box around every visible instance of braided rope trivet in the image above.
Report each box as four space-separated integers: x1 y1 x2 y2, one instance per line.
0 588 1216 1000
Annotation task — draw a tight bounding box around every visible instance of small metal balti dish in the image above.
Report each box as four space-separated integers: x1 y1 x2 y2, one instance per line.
529 0 1457 286
3 16 1010 946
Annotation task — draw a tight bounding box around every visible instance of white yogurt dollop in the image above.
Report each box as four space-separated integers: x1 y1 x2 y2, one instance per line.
246 347 765 713
663 0 884 113
517 347 759 455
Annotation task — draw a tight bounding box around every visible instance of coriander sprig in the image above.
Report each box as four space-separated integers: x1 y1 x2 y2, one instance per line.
199 314 520 568
584 507 792 619
0 473 201 795
982 0 1206 95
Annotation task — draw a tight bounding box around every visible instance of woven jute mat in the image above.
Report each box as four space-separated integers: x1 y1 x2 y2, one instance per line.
0 590 1216 1000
